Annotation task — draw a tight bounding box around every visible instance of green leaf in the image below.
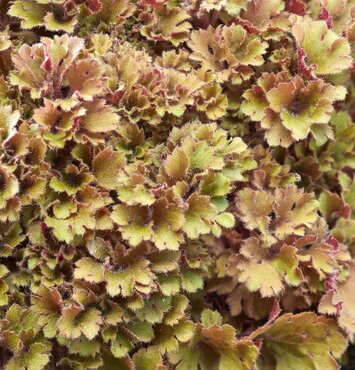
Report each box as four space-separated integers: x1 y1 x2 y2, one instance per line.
81 101 120 133
215 212 235 228
93 148 125 189
111 332 132 358
292 19 351 75
133 346 163 370
201 309 222 327
164 147 189 182
74 258 104 283
57 306 102 340
181 270 204 293
251 312 347 370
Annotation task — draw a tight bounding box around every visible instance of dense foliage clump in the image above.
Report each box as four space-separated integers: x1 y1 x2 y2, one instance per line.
0 0 354 369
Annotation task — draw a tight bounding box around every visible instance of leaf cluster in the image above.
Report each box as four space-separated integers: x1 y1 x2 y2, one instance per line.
0 0 354 369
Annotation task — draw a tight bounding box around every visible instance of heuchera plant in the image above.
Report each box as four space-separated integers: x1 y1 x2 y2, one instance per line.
0 0 354 369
